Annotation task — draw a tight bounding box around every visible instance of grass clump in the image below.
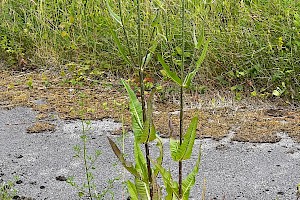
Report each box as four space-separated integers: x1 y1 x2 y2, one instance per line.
0 0 113 72
202 0 300 100
0 178 18 200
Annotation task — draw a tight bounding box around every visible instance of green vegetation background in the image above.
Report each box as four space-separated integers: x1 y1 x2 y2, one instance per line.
0 0 299 100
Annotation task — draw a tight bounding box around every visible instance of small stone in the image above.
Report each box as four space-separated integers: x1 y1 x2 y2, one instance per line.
215 144 229 150
56 175 67 181
29 181 37 185
12 195 35 200
24 197 35 200
40 185 45 189
16 180 23 184
286 149 295 154
277 191 284 195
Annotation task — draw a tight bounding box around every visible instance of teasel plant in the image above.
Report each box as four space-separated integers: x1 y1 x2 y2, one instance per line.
106 0 208 199
106 0 162 198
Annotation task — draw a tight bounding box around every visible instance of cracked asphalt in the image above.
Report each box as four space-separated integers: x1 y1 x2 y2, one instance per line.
0 107 299 200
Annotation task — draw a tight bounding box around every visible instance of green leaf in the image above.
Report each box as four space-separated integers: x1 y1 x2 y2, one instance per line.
272 89 281 97
157 54 182 86
105 0 122 25
153 0 165 10
165 186 176 200
192 23 198 48
134 141 148 182
149 124 156 142
183 71 195 89
149 40 158 53
237 71 245 77
121 80 143 141
182 145 202 199
146 89 157 142
111 30 131 65
175 116 198 161
141 119 150 143
127 181 139 200
140 120 156 143
196 26 205 50
78 191 84 197
170 138 179 161
175 46 183 55
151 159 179 199
183 41 208 88
250 90 257 97
231 85 243 92
195 40 209 68
135 178 151 200
139 89 156 143
154 137 163 177
107 137 140 178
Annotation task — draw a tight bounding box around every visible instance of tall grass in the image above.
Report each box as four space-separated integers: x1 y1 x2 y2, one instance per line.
0 0 299 99
0 0 113 70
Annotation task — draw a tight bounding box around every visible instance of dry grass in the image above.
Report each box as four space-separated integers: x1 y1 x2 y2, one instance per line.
0 70 299 143
26 122 55 133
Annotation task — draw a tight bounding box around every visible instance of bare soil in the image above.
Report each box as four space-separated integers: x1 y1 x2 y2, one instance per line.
1 70 299 143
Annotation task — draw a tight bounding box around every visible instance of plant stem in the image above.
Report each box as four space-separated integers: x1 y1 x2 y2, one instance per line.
179 0 185 198
81 120 93 200
121 112 126 200
179 87 183 199
137 0 153 199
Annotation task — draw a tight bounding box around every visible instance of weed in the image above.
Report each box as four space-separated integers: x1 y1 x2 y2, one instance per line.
0 177 18 200
26 77 33 89
67 92 117 199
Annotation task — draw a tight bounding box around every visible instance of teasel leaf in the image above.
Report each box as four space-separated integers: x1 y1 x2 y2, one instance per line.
158 54 182 86
121 79 143 141
107 137 140 178
182 145 202 199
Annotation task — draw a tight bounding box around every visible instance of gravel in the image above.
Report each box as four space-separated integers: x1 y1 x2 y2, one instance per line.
0 107 299 200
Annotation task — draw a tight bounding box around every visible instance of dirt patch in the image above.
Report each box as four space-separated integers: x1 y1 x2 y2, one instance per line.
26 122 55 133
232 109 300 143
0 70 299 143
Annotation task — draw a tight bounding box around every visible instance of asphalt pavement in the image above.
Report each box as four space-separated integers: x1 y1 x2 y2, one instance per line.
0 107 299 200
